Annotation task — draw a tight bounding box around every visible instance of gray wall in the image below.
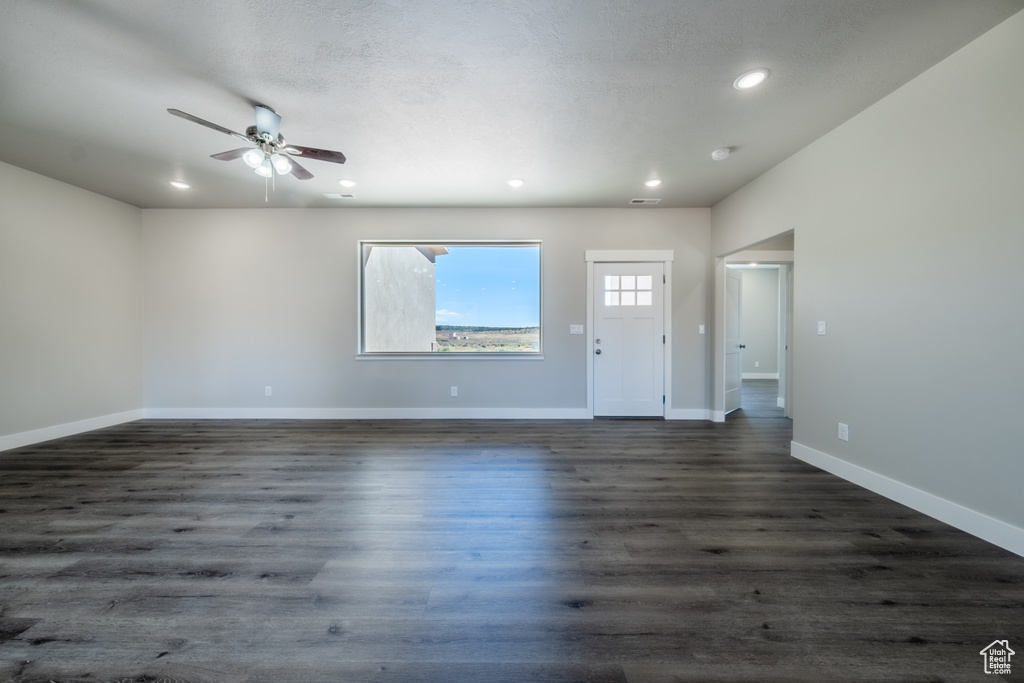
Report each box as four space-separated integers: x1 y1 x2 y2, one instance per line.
736 267 779 377
711 13 1024 530
142 208 710 414
0 161 143 442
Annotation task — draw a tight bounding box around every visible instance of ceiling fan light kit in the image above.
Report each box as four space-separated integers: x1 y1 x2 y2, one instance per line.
242 148 264 168
253 159 273 178
271 154 292 175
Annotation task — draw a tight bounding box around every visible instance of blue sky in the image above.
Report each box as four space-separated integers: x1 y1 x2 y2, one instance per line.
435 246 540 327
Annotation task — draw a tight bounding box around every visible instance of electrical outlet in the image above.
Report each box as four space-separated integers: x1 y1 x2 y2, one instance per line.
569 324 583 335
755 361 760 368
698 325 706 335
451 386 458 397
838 423 849 441
265 386 272 397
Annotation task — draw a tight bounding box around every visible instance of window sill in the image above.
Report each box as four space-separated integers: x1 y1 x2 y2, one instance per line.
356 353 544 360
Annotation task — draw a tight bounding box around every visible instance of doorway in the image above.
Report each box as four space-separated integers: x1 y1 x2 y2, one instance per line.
727 263 786 416
713 233 794 422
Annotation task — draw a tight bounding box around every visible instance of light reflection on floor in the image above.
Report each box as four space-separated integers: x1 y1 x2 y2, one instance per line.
308 444 579 662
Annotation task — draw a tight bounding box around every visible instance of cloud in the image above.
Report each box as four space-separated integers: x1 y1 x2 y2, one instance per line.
435 309 461 319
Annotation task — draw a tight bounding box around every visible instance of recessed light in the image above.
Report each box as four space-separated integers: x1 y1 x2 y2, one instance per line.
733 68 769 90
169 181 190 189
507 178 525 188
644 179 662 187
338 179 357 188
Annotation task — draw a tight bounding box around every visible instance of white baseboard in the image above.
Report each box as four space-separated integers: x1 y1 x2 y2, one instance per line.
711 410 726 423
0 410 144 453
2 404 724 451
791 441 1024 558
665 409 712 421
777 397 785 408
143 407 592 420
742 372 780 380
146 407 721 421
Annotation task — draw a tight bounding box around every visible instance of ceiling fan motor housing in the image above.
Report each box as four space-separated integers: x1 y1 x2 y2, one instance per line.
253 104 281 141
246 126 287 151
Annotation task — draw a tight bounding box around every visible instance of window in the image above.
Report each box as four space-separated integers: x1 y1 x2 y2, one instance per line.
603 274 653 307
360 241 541 354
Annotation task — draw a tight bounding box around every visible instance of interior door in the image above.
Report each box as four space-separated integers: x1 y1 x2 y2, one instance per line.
593 262 665 417
784 264 794 419
725 266 743 414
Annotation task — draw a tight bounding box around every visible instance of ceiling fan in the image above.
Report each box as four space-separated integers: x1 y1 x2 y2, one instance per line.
168 104 345 180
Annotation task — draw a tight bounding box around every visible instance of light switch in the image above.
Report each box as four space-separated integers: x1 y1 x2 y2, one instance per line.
569 324 584 335
817 321 827 336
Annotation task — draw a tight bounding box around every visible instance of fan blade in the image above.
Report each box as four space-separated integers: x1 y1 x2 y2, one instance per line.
288 158 314 180
285 145 346 164
210 147 252 161
168 109 250 142
253 105 281 140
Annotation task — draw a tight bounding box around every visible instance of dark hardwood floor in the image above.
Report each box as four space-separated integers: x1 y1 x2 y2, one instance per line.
730 379 786 418
1 384 1021 682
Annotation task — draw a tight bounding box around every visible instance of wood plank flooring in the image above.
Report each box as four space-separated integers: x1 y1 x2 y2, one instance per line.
1 383 1021 682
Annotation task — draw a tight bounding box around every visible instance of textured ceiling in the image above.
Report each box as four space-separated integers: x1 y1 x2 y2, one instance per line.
2 0 1022 209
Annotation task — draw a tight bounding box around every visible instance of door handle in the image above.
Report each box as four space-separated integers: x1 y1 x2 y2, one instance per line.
595 349 602 355
739 344 746 349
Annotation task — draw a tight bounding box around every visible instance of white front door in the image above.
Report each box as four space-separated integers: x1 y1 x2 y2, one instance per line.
593 262 665 417
725 266 743 414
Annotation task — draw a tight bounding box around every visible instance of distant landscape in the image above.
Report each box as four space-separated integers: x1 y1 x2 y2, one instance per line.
435 326 540 352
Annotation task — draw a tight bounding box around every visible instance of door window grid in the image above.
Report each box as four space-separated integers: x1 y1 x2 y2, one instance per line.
604 274 653 307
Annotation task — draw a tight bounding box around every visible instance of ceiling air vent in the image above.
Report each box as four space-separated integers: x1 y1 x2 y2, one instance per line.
324 193 357 199
629 198 661 205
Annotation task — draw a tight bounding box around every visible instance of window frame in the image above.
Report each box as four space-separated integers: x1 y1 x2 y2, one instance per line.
357 239 543 359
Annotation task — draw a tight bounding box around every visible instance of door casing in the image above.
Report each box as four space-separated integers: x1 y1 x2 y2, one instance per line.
713 247 795 421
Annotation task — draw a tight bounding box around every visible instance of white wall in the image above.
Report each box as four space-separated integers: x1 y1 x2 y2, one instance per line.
142 208 710 417
711 11 1024 550
0 162 143 449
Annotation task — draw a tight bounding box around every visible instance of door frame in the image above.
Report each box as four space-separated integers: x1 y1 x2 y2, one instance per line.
585 250 674 419
713 247 794 422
